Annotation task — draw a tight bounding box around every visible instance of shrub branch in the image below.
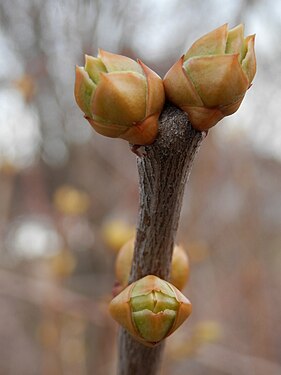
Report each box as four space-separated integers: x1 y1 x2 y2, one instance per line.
117 105 205 375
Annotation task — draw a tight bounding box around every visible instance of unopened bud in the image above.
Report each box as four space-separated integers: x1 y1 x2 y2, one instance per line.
109 275 192 346
164 24 256 131
75 50 165 145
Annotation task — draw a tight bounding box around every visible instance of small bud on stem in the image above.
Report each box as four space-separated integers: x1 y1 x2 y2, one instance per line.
109 275 192 347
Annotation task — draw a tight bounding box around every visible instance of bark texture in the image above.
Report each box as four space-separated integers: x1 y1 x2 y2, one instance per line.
117 105 205 375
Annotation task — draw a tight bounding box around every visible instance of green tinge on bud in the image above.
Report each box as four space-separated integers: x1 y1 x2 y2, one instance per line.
109 275 192 347
74 50 165 145
163 24 256 131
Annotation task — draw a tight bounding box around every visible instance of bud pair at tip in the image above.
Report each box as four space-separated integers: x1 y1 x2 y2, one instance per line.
75 24 256 142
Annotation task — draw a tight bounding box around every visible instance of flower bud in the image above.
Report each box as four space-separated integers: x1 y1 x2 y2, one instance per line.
164 24 256 131
109 275 192 346
74 50 165 145
115 240 189 291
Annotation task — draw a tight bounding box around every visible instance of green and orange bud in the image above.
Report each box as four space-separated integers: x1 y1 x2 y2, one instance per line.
74 50 165 145
109 275 192 347
164 24 256 131
115 239 189 291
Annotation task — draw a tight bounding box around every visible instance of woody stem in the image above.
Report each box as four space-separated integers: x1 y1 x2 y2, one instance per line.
117 104 205 375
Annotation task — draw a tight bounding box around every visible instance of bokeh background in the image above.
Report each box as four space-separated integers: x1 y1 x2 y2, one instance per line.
0 0 281 374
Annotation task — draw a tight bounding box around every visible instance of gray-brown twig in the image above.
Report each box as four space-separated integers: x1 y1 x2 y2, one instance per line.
117 105 205 375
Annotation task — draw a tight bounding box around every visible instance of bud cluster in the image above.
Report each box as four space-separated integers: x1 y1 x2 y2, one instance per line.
75 24 256 141
74 24 257 347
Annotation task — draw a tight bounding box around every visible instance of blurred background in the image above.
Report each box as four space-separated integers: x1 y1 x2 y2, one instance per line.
0 0 281 374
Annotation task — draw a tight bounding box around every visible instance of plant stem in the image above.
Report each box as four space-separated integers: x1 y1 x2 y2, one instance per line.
117 105 205 375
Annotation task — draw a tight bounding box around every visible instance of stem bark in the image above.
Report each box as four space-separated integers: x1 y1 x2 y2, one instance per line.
117 105 205 375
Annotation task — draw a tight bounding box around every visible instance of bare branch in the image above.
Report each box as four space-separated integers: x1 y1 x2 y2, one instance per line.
117 105 205 375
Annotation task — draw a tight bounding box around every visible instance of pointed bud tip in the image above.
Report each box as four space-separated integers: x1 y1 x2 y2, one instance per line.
217 23 229 33
230 23 244 32
248 34 256 41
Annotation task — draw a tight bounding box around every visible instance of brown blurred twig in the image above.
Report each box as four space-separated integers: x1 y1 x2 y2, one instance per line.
0 269 108 325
